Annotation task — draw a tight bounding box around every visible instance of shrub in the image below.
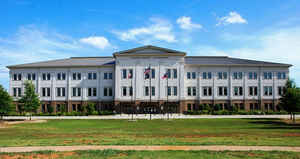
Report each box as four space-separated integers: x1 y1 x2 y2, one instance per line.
99 110 115 115
47 105 54 114
86 103 96 115
213 104 221 111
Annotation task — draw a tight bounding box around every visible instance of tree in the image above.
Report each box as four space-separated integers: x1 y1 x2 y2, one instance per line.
280 79 300 123
19 81 40 120
0 84 13 120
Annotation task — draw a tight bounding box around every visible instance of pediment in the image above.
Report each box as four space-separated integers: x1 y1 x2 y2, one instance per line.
113 45 186 57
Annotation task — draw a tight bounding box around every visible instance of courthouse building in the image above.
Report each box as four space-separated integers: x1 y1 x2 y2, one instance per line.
7 45 292 113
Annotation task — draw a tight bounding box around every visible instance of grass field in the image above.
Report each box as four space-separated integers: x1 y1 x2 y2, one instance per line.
0 118 300 147
1 150 300 159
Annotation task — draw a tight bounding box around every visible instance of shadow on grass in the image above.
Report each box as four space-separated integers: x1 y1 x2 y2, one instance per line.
247 118 300 130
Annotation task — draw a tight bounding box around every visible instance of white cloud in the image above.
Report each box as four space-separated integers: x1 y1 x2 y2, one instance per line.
217 11 247 26
0 25 114 89
192 27 300 84
80 36 110 49
176 16 202 30
112 18 176 44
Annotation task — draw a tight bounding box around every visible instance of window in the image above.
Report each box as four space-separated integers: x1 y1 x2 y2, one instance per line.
13 74 17 81
249 86 258 96
57 73 61 80
277 72 286 79
27 73 36 80
104 72 113 80
72 73 81 80
17 88 22 97
27 74 31 80
145 86 149 96
129 69 133 79
13 87 22 97
173 86 177 96
192 87 196 96
104 88 108 96
264 86 273 96
278 86 285 96
167 86 171 96
42 73 46 80
264 72 272 80
42 73 51 80
104 87 113 96
129 87 133 96
234 87 243 96
13 88 17 97
42 87 51 97
122 69 127 79
203 72 212 79
249 72 253 79
187 87 191 96
233 72 243 79
88 73 97 80
56 87 66 97
218 86 228 96
218 72 227 79
88 88 97 97
72 104 76 111
62 73 66 80
203 87 212 96
192 72 196 79
109 88 113 96
47 73 51 80
173 69 177 79
57 73 66 80
72 87 81 97
151 69 155 79
151 86 155 96
203 72 207 79
122 87 127 96
248 72 257 80
167 69 171 79
233 72 237 79
187 104 192 111
18 74 22 80
187 87 196 96
187 72 191 79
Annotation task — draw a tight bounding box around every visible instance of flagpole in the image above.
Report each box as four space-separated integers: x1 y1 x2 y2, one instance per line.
149 64 152 120
131 71 134 120
167 74 169 120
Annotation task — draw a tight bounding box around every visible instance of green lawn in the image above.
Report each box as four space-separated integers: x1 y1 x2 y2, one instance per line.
0 118 300 147
1 150 300 159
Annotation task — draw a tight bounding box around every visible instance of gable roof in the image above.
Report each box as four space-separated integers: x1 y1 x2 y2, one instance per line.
7 57 115 68
185 56 292 67
113 45 186 57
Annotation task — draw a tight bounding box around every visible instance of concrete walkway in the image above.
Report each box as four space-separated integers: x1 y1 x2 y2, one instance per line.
3 114 299 120
1 145 300 153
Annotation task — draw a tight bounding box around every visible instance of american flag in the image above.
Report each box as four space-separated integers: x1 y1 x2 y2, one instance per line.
144 67 151 74
162 72 168 79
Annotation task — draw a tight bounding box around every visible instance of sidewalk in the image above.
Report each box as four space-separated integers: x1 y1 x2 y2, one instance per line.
3 114 299 120
1 145 300 153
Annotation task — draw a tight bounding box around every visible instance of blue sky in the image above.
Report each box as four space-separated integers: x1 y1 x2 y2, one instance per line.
1 0 300 89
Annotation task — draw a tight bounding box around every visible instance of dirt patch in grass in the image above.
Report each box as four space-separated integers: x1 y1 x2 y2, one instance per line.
283 133 300 137
0 122 6 129
0 120 47 129
5 120 47 125
0 151 76 159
